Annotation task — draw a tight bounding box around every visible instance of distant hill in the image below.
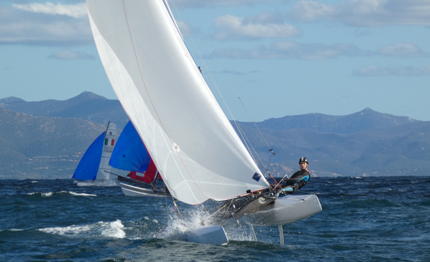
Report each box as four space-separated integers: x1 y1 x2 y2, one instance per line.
236 108 429 177
0 92 429 179
244 108 417 134
236 120 430 177
0 92 129 129
0 108 105 179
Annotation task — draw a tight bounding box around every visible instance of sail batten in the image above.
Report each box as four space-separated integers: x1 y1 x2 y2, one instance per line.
87 0 269 204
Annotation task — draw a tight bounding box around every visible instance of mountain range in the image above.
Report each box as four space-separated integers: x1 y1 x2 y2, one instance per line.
0 92 129 129
1 92 429 179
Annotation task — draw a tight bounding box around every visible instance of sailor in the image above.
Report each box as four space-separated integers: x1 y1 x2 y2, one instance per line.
277 157 310 196
214 157 311 220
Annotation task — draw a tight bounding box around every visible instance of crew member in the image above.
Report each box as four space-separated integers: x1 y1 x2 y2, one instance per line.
277 157 310 196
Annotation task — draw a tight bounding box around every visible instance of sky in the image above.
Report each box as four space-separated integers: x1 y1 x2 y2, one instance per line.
0 0 429 122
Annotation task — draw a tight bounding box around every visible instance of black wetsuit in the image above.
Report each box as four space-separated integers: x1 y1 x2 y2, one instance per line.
278 169 310 195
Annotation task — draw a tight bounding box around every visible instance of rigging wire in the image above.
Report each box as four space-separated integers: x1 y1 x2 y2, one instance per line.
168 0 242 126
169 0 279 199
170 0 278 177
235 95 279 185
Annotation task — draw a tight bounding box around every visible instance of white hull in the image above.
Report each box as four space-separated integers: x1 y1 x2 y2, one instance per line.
241 194 322 226
183 225 228 245
119 182 169 197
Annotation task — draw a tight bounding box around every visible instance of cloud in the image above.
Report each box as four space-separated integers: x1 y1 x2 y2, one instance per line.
353 65 430 76
378 43 426 58
290 1 335 22
169 0 280 8
291 0 430 26
0 3 92 45
209 41 369 60
208 41 427 60
47 50 94 60
13 2 87 18
213 14 300 40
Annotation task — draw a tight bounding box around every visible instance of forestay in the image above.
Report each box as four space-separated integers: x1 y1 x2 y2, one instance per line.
87 0 270 204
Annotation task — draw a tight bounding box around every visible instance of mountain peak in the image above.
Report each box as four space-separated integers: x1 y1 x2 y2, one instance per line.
357 107 377 116
0 97 26 104
68 92 107 102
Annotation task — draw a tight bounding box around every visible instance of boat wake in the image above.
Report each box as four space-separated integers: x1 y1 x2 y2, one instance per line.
163 210 211 236
159 208 254 242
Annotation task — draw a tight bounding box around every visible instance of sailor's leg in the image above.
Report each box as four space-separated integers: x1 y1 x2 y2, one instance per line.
277 186 294 197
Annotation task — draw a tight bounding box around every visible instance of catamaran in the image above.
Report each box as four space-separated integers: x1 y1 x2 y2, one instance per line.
87 0 322 244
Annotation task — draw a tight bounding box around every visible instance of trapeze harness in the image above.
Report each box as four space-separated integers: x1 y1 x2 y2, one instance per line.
276 169 310 197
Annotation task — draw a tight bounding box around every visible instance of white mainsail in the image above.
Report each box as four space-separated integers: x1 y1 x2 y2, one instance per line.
97 122 116 180
87 0 270 204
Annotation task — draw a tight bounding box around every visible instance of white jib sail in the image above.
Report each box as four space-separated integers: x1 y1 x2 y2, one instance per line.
87 0 270 204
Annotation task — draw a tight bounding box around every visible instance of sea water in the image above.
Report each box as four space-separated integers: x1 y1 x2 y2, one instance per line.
1 177 429 262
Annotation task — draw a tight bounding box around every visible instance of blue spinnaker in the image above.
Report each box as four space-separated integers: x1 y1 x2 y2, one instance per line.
109 121 152 172
72 132 105 180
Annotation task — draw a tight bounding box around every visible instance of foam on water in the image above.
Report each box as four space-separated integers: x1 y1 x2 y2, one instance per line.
69 191 97 197
27 191 97 197
143 216 158 224
39 220 126 239
101 220 126 238
27 192 53 197
162 208 211 237
76 180 119 187
158 206 254 242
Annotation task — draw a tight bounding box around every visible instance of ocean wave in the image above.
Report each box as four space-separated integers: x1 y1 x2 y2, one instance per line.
27 192 53 197
26 191 97 197
2 177 429 261
76 180 119 187
68 191 97 197
38 220 126 239
0 228 24 232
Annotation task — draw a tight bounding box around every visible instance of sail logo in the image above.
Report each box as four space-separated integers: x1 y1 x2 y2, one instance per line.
105 138 115 146
252 173 261 182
